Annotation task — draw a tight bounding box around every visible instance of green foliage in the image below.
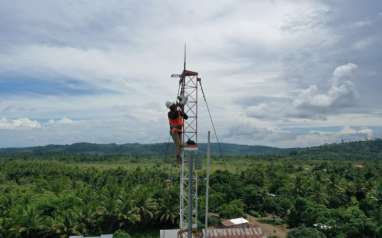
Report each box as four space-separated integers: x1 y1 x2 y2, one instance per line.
0 142 381 237
294 139 382 160
218 199 245 218
287 227 326 238
114 230 131 238
0 160 180 237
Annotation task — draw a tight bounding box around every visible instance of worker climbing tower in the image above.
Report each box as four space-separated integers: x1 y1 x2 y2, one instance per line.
171 46 201 237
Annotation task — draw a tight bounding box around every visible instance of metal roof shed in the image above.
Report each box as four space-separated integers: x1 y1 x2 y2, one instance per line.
160 229 179 238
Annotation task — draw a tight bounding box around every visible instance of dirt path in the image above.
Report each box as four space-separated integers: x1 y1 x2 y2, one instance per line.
248 216 289 238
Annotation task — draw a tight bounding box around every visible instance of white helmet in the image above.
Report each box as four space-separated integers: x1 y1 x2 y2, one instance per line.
165 101 175 109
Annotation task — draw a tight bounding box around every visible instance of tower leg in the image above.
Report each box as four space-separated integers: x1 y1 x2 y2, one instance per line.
188 152 193 238
179 149 198 238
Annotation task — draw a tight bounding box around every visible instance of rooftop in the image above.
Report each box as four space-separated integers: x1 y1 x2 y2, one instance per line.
222 217 249 227
205 227 266 238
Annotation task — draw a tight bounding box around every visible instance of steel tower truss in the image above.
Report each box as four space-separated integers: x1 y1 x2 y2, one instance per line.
174 68 200 237
180 70 199 146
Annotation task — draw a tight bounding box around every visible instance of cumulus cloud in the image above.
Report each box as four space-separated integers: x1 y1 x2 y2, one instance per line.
0 117 77 131
293 126 374 147
224 122 292 145
292 63 359 115
224 122 375 148
0 117 41 130
246 103 278 119
47 117 75 126
243 63 360 120
332 63 358 81
340 125 373 140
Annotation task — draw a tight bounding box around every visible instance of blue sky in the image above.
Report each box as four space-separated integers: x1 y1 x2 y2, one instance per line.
0 0 381 148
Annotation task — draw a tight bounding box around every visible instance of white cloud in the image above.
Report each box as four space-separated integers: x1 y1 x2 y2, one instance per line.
292 126 374 147
0 117 41 130
246 103 277 119
47 117 75 126
234 124 375 148
244 63 360 120
293 85 331 108
224 122 376 148
340 125 373 140
293 63 359 113
332 63 358 82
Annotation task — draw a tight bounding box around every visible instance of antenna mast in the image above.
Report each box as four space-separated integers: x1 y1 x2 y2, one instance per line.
172 46 200 238
184 43 187 71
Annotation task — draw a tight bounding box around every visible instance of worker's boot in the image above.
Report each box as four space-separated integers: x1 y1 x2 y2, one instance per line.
185 139 197 149
186 139 196 145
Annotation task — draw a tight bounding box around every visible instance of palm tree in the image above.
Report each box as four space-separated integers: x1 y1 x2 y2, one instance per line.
50 209 86 237
156 188 178 225
130 186 158 225
8 205 50 238
118 192 141 227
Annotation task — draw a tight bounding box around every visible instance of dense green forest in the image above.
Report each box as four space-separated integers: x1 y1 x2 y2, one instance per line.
0 140 382 238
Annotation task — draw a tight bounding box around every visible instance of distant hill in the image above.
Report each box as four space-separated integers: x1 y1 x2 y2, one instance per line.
292 139 382 160
0 139 381 159
0 142 286 156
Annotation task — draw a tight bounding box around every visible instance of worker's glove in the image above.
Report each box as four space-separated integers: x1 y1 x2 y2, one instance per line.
177 95 188 105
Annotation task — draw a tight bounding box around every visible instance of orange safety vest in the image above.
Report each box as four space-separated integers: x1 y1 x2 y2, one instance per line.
169 111 184 133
